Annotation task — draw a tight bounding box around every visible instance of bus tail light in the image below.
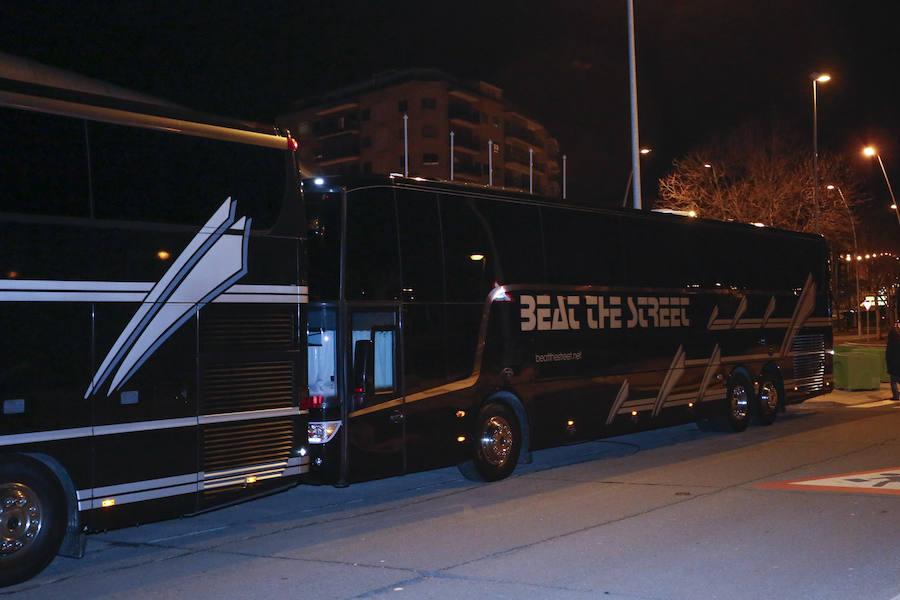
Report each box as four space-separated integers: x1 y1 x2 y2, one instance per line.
308 421 341 444
300 394 324 410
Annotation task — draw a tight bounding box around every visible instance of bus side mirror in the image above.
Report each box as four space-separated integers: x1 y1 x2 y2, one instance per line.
353 339 375 398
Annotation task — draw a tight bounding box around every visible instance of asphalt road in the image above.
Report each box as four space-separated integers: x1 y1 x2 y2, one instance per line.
8 386 900 600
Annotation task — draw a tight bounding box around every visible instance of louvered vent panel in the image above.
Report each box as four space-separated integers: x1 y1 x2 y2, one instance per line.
201 314 295 348
202 418 294 472
201 361 295 414
792 334 825 392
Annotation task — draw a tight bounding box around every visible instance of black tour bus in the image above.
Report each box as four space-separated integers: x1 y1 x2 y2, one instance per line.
2 55 833 586
0 56 308 585
301 176 832 485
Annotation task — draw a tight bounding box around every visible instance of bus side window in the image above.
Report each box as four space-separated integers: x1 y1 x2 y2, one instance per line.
542 208 624 286
0 108 90 217
475 199 545 285
346 189 400 301
623 218 687 289
440 195 495 302
396 190 447 392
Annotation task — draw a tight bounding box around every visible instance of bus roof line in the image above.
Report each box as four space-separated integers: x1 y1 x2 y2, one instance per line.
0 88 292 151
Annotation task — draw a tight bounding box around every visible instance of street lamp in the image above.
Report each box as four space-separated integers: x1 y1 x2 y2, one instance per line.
862 146 900 226
811 72 831 234
827 184 861 336
622 148 652 207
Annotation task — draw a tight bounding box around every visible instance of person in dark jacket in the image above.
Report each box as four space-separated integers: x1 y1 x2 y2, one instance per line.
887 328 900 400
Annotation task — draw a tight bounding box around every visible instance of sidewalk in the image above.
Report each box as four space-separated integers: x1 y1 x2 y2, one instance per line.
804 382 897 407
834 331 887 347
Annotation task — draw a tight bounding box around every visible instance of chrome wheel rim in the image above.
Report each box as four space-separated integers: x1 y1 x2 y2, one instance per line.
759 382 779 413
730 383 750 422
480 415 513 467
1 484 43 558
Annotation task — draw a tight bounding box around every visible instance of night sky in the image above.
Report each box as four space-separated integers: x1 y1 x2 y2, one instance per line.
3 1 900 243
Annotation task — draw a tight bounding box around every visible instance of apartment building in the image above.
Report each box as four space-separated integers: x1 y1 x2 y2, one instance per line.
277 69 561 197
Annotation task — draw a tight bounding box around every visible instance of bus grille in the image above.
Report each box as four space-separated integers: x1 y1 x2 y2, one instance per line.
202 418 294 474
792 334 826 392
201 361 295 414
200 314 295 348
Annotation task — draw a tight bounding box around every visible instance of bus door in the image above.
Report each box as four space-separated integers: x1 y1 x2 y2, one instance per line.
346 309 404 479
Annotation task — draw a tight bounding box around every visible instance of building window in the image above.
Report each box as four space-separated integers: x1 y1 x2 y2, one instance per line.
398 100 408 113
361 108 371 121
421 98 437 109
423 153 439 166
363 161 372 174
422 124 437 138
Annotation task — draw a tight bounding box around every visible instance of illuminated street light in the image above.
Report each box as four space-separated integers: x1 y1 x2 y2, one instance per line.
826 184 861 335
811 72 831 234
862 146 900 226
623 148 652 207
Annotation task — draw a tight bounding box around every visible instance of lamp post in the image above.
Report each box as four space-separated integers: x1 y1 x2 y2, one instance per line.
863 146 900 226
811 73 831 234
827 184 861 336
622 147 651 207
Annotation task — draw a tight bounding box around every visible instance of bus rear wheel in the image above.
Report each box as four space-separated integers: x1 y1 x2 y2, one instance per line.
0 461 66 587
726 372 753 432
458 403 521 482
755 376 780 426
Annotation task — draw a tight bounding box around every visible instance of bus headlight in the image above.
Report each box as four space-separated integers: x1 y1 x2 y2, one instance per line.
308 421 342 444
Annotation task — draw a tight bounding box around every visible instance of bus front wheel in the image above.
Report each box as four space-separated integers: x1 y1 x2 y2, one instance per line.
0 460 66 587
458 403 521 482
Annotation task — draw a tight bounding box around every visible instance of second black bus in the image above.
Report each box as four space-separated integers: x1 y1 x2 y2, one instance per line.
301 175 832 484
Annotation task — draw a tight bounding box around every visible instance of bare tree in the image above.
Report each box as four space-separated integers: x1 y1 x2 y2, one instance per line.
656 118 867 253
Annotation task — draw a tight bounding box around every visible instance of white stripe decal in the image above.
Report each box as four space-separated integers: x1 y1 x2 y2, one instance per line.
605 380 630 425
0 280 307 303
78 458 310 508
199 406 300 425
652 345 686 417
0 407 301 446
0 427 94 447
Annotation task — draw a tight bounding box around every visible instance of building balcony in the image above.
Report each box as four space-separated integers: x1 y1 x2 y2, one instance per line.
452 129 481 152
449 103 480 125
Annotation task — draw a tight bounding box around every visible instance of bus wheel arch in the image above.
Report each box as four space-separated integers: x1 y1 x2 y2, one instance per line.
0 454 69 587
458 392 528 482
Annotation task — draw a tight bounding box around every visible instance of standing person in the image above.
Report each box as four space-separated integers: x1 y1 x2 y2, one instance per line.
887 328 900 400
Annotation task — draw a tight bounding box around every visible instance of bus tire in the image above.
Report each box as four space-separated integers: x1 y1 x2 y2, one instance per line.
0 459 67 587
725 371 753 432
458 403 521 482
755 375 781 426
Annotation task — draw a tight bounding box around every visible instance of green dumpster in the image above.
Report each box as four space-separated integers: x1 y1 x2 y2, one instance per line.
834 346 882 390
